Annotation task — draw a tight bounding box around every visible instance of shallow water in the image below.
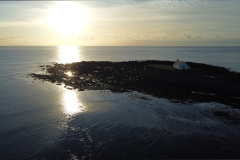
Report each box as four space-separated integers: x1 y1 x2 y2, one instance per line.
0 46 240 159
34 87 240 159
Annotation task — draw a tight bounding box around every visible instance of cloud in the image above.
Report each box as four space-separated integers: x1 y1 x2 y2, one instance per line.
128 0 137 4
195 36 201 39
161 35 168 38
79 37 95 41
183 34 191 39
0 37 15 42
109 35 144 40
105 33 114 36
0 19 45 27
207 35 219 39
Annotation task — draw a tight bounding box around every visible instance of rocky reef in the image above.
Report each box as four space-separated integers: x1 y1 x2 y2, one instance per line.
30 60 240 108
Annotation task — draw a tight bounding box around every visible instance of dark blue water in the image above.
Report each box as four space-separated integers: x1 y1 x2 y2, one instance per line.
0 46 240 159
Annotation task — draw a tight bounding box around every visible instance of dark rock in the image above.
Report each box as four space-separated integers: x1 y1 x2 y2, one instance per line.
30 60 240 108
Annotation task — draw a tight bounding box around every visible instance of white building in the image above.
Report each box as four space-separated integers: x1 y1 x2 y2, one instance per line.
173 60 188 70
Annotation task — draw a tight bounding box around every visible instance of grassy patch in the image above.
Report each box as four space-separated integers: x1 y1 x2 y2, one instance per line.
147 64 177 71
147 64 202 73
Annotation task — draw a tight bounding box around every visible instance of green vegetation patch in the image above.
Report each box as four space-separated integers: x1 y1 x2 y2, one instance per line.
147 64 177 71
147 64 201 73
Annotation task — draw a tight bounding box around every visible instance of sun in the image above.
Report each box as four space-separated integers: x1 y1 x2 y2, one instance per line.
48 2 88 36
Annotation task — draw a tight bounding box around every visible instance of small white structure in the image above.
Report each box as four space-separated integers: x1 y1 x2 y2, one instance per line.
173 59 188 70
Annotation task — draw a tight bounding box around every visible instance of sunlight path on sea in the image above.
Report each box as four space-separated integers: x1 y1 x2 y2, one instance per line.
60 88 86 131
58 46 81 63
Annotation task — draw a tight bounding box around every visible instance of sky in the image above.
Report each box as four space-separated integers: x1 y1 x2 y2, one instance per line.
0 0 240 46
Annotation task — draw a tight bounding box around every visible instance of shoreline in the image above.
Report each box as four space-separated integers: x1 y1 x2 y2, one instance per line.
30 60 240 108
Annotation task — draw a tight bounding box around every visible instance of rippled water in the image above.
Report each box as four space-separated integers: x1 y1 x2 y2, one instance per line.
0 46 240 159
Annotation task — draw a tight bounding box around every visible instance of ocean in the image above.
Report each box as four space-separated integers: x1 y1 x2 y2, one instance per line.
0 46 240 159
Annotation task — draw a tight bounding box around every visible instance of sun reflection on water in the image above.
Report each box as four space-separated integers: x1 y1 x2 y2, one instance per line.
58 46 80 63
66 71 73 77
62 90 85 116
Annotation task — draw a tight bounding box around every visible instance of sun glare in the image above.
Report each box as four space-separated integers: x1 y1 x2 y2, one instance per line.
48 2 88 36
58 46 80 63
66 71 73 77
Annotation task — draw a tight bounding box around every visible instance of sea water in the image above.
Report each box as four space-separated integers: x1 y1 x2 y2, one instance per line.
0 46 240 159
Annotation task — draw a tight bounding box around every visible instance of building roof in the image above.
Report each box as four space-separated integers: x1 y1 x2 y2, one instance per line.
173 60 186 66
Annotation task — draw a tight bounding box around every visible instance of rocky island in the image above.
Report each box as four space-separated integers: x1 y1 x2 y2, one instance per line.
30 60 240 109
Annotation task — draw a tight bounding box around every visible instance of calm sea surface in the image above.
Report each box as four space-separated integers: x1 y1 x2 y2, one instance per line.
0 46 240 159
